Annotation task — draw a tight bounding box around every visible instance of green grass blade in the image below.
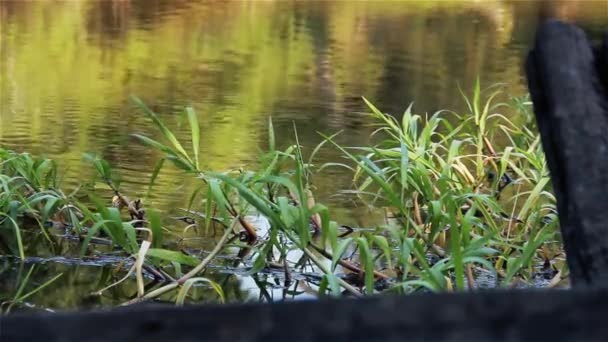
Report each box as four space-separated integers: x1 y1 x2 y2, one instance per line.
357 237 375 295
186 107 200 170
1 214 25 259
12 265 35 301
146 158 165 200
210 173 283 230
146 248 200 266
17 272 63 303
148 209 163 249
268 117 275 152
131 96 193 165
176 277 225 305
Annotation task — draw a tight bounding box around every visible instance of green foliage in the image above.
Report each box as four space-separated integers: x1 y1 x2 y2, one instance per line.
0 149 73 258
329 83 557 291
131 87 559 296
0 86 562 307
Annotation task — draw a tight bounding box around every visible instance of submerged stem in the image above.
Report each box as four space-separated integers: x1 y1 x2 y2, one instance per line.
177 220 236 283
301 246 362 297
122 219 237 305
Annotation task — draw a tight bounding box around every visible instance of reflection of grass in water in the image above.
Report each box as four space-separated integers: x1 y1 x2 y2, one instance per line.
0 84 564 309
0 264 63 314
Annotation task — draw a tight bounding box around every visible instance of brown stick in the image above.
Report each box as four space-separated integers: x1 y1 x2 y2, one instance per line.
306 189 322 233
466 265 476 290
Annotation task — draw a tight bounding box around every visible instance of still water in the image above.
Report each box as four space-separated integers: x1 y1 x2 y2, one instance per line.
1 0 607 311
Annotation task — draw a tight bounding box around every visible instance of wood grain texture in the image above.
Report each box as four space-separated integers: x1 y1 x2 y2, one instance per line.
527 19 608 288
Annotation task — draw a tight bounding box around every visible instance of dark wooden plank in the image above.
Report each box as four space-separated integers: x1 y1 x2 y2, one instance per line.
526 20 608 288
2 290 608 342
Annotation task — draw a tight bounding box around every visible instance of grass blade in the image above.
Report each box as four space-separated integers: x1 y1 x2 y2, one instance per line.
186 107 200 170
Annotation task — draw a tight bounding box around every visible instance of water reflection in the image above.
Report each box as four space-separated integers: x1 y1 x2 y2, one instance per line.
1 1 606 218
0 0 607 310
0 257 246 311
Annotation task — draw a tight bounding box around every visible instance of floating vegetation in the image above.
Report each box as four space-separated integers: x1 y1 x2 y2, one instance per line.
0 83 565 311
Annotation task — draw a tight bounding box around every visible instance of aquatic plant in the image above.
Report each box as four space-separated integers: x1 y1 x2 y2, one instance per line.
0 84 563 308
0 149 79 259
129 82 562 298
323 83 560 291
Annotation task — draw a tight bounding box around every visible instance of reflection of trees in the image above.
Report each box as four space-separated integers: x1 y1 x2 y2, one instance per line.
333 6 515 115
1 0 607 219
85 0 132 43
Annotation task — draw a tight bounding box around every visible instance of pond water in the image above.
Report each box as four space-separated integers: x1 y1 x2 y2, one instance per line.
1 0 607 311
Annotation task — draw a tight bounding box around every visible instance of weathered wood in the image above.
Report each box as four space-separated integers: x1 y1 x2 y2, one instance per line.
601 32 608 88
3 290 608 342
526 20 608 288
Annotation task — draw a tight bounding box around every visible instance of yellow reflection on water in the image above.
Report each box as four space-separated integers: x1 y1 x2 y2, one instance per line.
0 0 607 225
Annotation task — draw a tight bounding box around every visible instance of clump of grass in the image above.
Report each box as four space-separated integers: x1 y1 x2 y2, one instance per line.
0 149 75 258
130 96 361 298
324 82 560 291
130 82 562 298
0 83 564 308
